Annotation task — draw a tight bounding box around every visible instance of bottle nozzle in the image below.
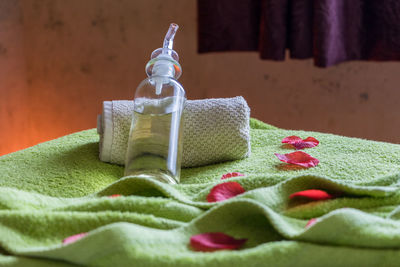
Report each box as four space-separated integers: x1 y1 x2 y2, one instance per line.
146 23 182 95
163 23 179 51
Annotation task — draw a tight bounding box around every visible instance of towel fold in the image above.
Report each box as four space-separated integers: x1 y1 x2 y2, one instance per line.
98 96 251 168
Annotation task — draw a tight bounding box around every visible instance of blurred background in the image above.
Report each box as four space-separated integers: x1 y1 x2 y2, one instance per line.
1 0 399 156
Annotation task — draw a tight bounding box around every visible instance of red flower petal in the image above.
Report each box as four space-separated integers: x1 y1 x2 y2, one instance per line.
190 232 247 252
221 172 245 180
305 218 317 228
62 232 88 244
290 189 333 200
274 151 319 167
108 194 121 198
207 182 246 202
282 136 319 150
282 136 303 144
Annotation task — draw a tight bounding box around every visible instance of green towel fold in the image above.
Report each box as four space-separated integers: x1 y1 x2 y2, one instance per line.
1 118 400 266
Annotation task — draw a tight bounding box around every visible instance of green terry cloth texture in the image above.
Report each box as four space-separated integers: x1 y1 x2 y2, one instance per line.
1 118 400 266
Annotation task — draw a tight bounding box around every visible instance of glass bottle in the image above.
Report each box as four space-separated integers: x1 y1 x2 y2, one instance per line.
124 23 186 184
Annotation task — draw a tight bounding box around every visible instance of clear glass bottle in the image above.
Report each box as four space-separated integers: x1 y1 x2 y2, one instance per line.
124 23 186 184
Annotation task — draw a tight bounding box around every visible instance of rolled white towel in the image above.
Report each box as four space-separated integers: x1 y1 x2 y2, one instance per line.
97 96 251 168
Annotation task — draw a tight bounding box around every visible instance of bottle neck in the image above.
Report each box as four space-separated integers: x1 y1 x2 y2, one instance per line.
151 58 176 79
146 51 182 80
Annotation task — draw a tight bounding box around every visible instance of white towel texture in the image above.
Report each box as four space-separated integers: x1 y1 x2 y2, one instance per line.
97 96 251 168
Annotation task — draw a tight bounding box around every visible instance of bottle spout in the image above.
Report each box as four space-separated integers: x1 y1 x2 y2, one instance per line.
163 23 179 52
145 23 182 94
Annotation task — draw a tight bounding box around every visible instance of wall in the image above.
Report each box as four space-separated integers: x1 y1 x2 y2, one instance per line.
0 0 399 156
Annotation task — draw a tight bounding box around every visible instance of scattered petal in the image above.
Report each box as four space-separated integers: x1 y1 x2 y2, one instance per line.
282 136 319 150
290 189 334 200
207 182 246 202
305 218 318 228
221 172 245 180
190 232 247 252
275 151 319 167
62 232 88 245
282 136 303 143
108 194 121 198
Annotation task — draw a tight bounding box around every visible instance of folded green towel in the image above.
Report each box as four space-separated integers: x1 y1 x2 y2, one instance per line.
1 119 400 266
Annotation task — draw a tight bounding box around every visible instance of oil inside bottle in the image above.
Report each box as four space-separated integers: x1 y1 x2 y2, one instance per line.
124 97 184 184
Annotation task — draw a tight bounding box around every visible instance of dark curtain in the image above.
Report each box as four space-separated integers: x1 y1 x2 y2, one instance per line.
198 0 400 67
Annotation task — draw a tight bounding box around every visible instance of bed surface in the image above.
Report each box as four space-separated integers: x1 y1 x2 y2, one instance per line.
1 119 400 266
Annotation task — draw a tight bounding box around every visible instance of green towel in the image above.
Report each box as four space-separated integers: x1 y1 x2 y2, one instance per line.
1 118 400 266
